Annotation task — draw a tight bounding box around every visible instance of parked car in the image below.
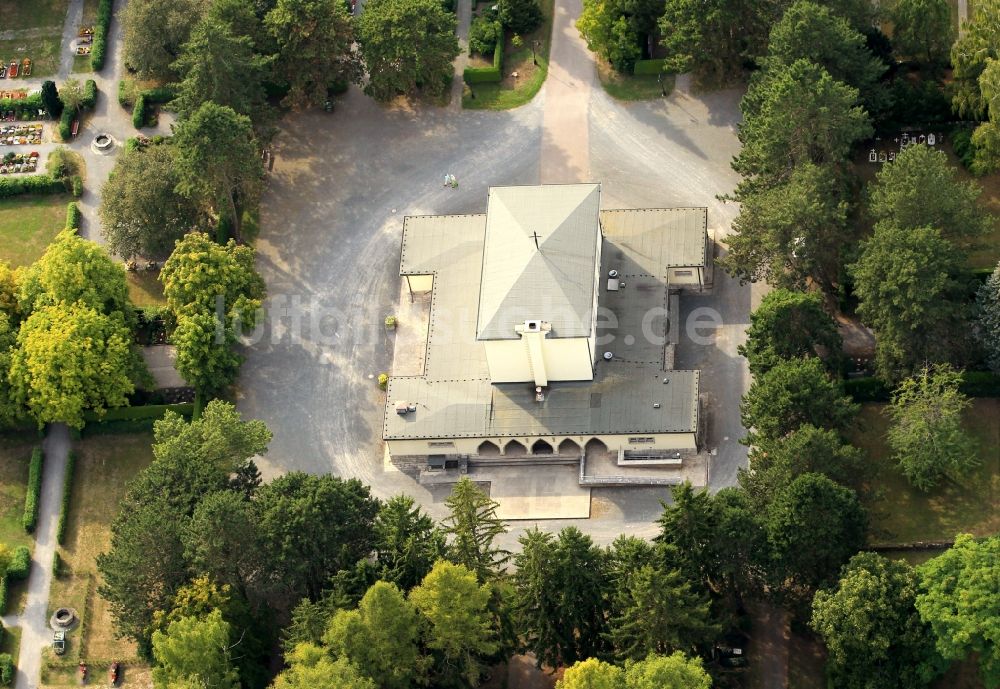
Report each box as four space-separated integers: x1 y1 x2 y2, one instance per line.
52 630 66 655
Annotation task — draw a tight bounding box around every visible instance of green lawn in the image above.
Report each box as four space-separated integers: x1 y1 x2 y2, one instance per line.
126 271 167 307
0 434 37 553
48 434 154 667
462 0 554 110
851 399 1000 545
597 60 675 101
0 0 71 78
0 195 72 268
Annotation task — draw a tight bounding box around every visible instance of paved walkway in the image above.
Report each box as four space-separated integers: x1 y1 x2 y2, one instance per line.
9 424 71 689
539 0 594 182
449 0 474 109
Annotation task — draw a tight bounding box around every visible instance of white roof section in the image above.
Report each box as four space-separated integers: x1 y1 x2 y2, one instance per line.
476 184 601 340
600 208 708 273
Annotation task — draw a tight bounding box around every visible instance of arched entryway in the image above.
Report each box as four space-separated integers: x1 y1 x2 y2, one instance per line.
477 441 501 457
504 439 527 456
557 439 582 456
531 439 554 455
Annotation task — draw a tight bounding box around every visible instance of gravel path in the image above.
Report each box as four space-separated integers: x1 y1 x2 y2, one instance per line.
11 424 70 689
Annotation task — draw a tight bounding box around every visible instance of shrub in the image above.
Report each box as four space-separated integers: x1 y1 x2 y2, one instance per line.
70 175 83 197
959 371 1000 397
633 58 666 75
65 202 82 230
58 107 74 141
56 451 77 545
81 80 98 109
0 653 12 685
45 147 74 178
464 34 504 84
22 447 43 533
117 80 131 107
498 0 541 34
6 546 30 581
951 126 976 172
0 174 68 198
378 373 389 389
52 551 62 578
132 93 148 129
91 0 113 70
41 81 63 118
0 579 6 616
142 86 176 104
469 16 502 55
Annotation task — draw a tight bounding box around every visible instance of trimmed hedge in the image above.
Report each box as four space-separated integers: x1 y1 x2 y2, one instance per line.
91 0 113 71
0 92 43 118
844 371 1000 402
0 579 6 616
6 547 30 581
118 80 130 107
142 86 176 104
70 175 83 197
22 448 43 533
82 403 195 435
81 79 98 109
633 58 666 75
56 451 77 545
58 107 74 141
66 202 81 230
0 652 12 686
132 93 148 129
0 174 67 198
464 34 504 84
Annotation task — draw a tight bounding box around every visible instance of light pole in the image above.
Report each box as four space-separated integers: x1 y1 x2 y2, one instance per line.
658 72 666 97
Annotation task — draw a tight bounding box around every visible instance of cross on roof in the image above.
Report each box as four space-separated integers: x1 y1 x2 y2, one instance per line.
530 230 541 250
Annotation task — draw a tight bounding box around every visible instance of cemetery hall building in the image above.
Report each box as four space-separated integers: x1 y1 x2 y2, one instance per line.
383 183 709 468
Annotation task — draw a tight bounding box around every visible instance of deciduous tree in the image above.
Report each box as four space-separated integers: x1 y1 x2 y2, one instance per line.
887 365 979 491
8 303 136 428
916 534 1000 688
812 552 946 689
100 145 201 260
557 658 623 689
623 652 712 689
325 581 426 689
271 644 375 689
265 0 361 109
121 0 210 78
357 0 460 102
891 0 953 65
151 610 240 689
172 103 263 242
161 232 263 318
740 357 858 441
850 224 968 381
254 473 379 601
409 561 498 688
765 473 867 591
498 0 543 34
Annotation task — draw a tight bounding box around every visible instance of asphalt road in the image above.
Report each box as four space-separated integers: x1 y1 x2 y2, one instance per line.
237 6 749 539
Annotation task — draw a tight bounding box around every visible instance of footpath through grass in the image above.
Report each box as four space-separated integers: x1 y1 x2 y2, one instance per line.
463 0 554 110
852 399 1000 545
47 434 154 670
0 195 73 268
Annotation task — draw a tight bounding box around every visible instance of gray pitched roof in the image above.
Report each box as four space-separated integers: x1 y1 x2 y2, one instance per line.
476 184 601 340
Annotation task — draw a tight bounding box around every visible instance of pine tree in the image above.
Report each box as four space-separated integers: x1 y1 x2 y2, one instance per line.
511 528 562 667
442 477 509 582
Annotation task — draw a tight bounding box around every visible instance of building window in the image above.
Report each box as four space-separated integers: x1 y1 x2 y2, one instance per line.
429 441 455 448
674 270 693 277
628 437 654 444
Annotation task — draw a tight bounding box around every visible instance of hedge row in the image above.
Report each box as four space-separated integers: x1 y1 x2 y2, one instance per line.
0 579 6 616
143 86 176 104
22 447 43 533
6 547 30 581
633 58 666 75
56 451 77 545
58 107 73 141
0 652 12 686
91 0 113 71
0 92 43 118
844 371 1000 402
82 403 195 435
464 34 504 84
0 174 67 198
66 202 81 230
81 79 98 109
132 93 148 129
